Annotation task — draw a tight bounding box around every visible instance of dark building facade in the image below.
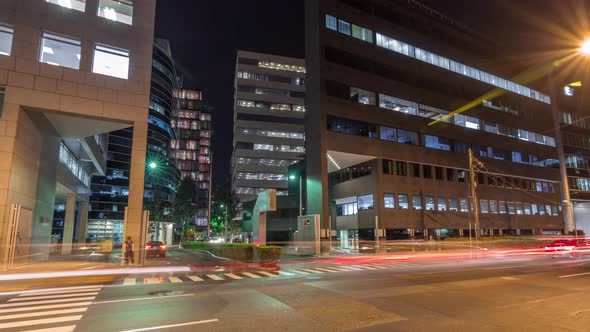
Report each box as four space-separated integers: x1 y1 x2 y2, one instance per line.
304 0 568 246
171 89 212 231
87 39 180 242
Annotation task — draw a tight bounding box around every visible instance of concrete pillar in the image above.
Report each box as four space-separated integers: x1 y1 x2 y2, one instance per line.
125 122 148 265
516 229 521 236
61 193 76 255
459 229 464 237
76 200 89 243
499 229 503 236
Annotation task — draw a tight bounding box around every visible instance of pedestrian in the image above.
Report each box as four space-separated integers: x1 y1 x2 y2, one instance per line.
124 236 134 265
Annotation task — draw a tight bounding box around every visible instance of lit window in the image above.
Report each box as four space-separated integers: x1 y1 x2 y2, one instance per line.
0 25 13 56
412 195 422 210
357 194 374 210
98 0 133 25
384 193 395 209
438 198 447 211
92 44 129 79
46 0 86 12
398 194 409 209
39 32 81 69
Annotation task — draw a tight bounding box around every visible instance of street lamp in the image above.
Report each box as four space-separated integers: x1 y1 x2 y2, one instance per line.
289 174 303 216
581 38 590 56
549 38 590 237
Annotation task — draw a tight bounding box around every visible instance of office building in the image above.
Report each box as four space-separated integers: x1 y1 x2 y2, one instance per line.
231 51 306 203
0 0 156 263
304 0 567 246
172 89 212 231
87 38 181 243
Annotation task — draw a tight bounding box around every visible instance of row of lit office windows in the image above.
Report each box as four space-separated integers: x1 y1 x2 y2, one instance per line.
383 159 557 193
336 194 560 217
346 85 555 147
237 128 304 140
237 71 304 86
237 99 305 112
235 157 298 167
235 172 287 181
234 187 289 196
46 0 133 25
0 27 129 79
237 57 306 74
325 14 550 104
327 116 559 168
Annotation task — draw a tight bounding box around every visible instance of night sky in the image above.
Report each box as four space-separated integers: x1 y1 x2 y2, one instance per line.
154 0 588 190
154 0 304 190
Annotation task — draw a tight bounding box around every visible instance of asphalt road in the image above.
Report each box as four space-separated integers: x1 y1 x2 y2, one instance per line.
2 254 590 331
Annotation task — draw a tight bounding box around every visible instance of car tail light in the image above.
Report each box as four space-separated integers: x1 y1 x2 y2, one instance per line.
145 245 152 249
159 245 166 249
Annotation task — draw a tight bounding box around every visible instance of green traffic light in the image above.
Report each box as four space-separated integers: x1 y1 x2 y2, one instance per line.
289 175 296 180
149 162 157 169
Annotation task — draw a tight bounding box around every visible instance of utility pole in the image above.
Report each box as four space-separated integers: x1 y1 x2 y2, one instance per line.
468 149 483 243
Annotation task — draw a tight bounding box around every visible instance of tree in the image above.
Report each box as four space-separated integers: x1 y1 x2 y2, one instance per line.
172 177 198 242
211 185 241 238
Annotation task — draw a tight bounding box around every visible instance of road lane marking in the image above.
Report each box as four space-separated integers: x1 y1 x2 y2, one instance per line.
168 277 183 283
21 325 76 332
301 269 325 273
119 318 219 332
206 274 224 281
351 265 377 270
321 267 350 272
501 276 520 280
18 288 102 297
9 292 99 302
365 264 389 269
0 315 82 329
144 278 162 284
123 278 136 285
0 307 87 321
224 273 243 280
187 275 204 282
241 272 261 279
92 294 194 305
290 270 310 275
0 302 94 314
0 285 102 297
313 268 338 273
0 297 96 308
333 266 361 271
277 271 295 276
559 272 590 278
257 271 278 277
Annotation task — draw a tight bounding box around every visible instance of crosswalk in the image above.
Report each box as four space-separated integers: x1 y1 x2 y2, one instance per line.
0 286 101 332
115 262 414 286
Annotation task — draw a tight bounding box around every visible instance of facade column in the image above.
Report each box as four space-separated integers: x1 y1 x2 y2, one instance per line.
76 200 89 243
61 193 76 255
125 121 148 265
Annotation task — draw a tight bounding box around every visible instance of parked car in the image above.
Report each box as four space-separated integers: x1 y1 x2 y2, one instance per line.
145 241 167 257
545 239 590 258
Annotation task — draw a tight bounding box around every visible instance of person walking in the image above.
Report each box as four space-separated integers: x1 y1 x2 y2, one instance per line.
124 236 134 265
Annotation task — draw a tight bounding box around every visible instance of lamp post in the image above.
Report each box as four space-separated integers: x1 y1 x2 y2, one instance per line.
289 174 303 216
548 38 590 237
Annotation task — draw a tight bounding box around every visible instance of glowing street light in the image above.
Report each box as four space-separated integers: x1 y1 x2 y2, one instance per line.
581 38 590 56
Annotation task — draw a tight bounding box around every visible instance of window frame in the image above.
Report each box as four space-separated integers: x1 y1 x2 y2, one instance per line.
39 32 82 70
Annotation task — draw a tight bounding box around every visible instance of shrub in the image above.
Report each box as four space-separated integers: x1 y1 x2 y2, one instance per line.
182 241 213 249
255 245 282 262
